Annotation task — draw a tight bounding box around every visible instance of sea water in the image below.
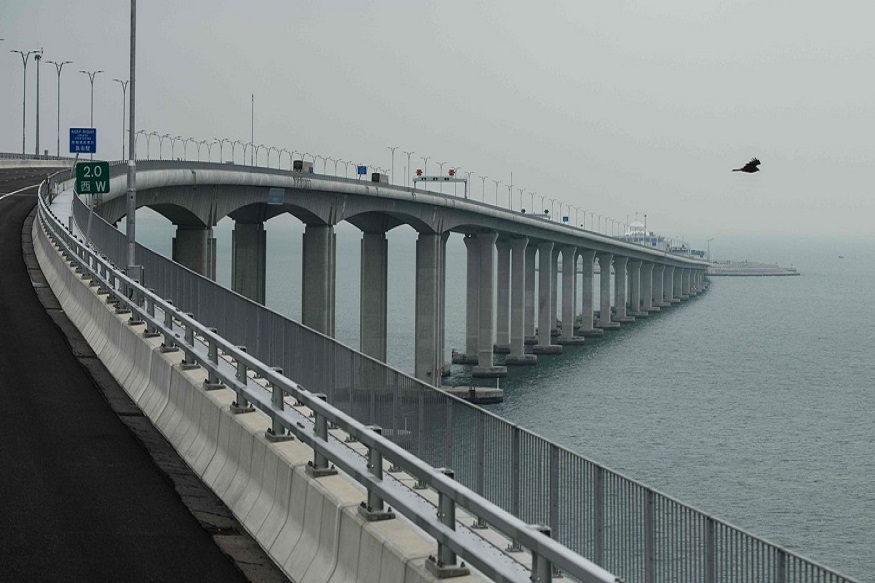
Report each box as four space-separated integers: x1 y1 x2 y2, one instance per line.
136 211 874 580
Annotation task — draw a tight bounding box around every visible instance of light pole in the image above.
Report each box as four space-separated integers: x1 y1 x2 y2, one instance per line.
79 69 103 159
46 59 72 158
518 188 525 211
528 191 536 213
232 140 244 164
464 171 474 199
437 161 447 192
170 136 182 160
707 238 715 262
547 197 557 220
492 180 501 206
334 158 342 176
420 156 430 190
113 79 128 159
403 150 415 186
135 130 146 158
387 146 398 185
147 132 158 159
34 49 43 156
479 175 488 201
11 49 38 155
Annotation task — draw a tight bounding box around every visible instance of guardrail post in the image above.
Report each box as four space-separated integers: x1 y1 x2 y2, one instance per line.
179 313 199 370
530 524 553 583
230 346 255 414
143 289 160 338
594 465 605 566
306 393 338 477
644 488 655 583
426 468 470 579
472 410 488 529
265 367 294 442
160 300 179 353
127 286 144 326
357 425 395 522
705 516 716 583
506 425 523 552
549 444 561 578
775 548 786 583
203 328 224 390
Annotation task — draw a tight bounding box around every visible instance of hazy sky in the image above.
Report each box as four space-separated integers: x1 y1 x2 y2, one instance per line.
3 1 874 243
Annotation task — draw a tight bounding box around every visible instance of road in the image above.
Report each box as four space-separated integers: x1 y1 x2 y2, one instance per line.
0 167 280 582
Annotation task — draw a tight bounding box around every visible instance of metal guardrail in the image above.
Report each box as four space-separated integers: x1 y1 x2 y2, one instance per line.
47 167 860 583
39 177 618 583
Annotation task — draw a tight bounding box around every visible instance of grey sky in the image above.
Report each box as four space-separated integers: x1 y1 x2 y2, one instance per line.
3 1 874 242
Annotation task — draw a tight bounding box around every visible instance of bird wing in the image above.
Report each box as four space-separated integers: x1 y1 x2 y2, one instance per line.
749 158 761 167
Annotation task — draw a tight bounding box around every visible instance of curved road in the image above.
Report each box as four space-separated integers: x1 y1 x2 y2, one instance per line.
0 168 277 581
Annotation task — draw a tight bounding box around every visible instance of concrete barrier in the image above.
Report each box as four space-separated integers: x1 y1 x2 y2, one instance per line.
33 217 486 583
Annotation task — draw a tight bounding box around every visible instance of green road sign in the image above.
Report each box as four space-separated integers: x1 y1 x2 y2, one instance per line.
75 161 110 195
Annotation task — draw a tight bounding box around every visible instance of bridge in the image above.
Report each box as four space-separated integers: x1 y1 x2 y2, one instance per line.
5 156 859 583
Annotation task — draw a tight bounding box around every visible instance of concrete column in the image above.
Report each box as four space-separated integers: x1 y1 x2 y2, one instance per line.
550 247 560 335
495 239 511 353
360 231 388 361
682 268 692 298
440 233 450 375
558 245 584 345
302 224 335 335
654 264 668 307
642 262 658 312
577 250 602 336
597 253 620 329
672 266 683 302
665 266 679 304
231 221 266 303
456 235 480 364
533 242 562 354
524 244 537 344
415 233 442 384
613 256 633 323
173 225 216 280
628 260 644 316
473 232 506 377
507 237 536 365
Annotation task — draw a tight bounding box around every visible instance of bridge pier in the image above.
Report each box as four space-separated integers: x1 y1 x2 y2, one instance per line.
302 223 336 336
415 232 443 384
597 253 620 329
551 247 560 335
494 239 511 353
524 244 537 345
577 250 602 337
173 225 216 280
663 266 678 305
628 260 646 317
360 231 388 361
558 245 584 345
453 235 480 364
507 237 536 365
642 262 658 312
231 221 266 303
473 231 506 377
671 266 682 303
534 242 562 354
680 268 690 300
613 256 634 323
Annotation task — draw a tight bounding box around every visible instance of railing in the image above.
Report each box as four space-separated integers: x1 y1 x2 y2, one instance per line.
47 166 860 583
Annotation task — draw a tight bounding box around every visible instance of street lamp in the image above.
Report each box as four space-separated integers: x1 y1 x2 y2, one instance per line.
11 49 39 155
492 180 501 206
146 131 159 159
518 188 525 211
232 140 244 164
403 150 415 186
170 136 182 160
184 137 196 161
527 191 536 213
113 79 129 159
387 146 399 185
420 156 430 190
159 133 171 160
437 161 447 192
546 197 557 220
79 69 104 160
46 59 72 158
464 171 474 199
34 49 43 156
479 175 488 201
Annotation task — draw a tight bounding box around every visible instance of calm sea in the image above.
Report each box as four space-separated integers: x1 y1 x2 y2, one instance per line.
137 211 875 581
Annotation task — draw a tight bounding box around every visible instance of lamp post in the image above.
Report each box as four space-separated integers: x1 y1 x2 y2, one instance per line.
46 59 72 158
464 171 473 199
479 175 487 201
518 188 525 211
134 130 146 158
159 133 171 160
437 161 447 193
11 49 38 155
334 158 342 176
184 137 196 161
387 146 399 185
403 150 415 186
492 180 501 206
546 197 556 220
112 79 128 159
420 156 430 191
528 191 536 213
146 131 158 159
79 69 104 160
34 49 43 156
170 136 182 160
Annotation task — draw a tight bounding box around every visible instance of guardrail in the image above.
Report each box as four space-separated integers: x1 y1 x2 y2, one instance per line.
47 166 860 583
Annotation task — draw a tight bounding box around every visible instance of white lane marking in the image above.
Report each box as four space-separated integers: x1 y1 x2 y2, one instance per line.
0 183 41 201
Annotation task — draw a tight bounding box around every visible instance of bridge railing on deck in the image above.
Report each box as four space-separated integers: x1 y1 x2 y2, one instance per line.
50 166 859 583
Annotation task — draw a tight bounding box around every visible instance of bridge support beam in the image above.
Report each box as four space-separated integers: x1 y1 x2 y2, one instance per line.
613 256 634 323
671 266 682 303
231 222 266 303
577 250 602 337
558 245 583 345
550 247 560 335
439 233 450 375
415 233 443 384
302 224 335 336
507 237 536 365
629 260 645 317
173 225 216 280
654 264 668 307
454 235 480 365
662 266 676 305
473 231 506 377
360 231 388 361
642 262 658 312
524 244 537 345
495 239 511 353
597 253 620 329
682 268 693 297
534 242 562 354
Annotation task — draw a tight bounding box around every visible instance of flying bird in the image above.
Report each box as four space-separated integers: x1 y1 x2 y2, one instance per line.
732 158 761 173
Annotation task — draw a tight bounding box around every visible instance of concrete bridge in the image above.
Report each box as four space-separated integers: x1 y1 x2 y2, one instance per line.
92 160 708 385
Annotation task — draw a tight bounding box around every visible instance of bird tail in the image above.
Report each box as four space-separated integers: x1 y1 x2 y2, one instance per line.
732 168 741 172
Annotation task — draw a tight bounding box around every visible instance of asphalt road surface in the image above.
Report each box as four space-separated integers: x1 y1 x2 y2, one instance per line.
0 168 275 582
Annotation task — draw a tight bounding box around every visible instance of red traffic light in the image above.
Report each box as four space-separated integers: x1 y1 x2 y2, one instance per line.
416 168 423 176
448 168 455 177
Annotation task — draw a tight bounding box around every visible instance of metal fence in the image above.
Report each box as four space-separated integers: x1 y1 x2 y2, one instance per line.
54 167 859 583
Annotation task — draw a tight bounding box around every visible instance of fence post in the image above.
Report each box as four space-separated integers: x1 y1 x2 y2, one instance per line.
357 425 395 521
306 393 338 477
506 426 523 552
549 444 561 578
775 548 786 583
180 313 198 370
530 524 553 583
203 328 223 390
705 516 716 583
160 300 179 353
472 410 487 529
594 465 604 566
230 346 254 414
425 468 470 579
644 488 655 583
265 367 294 442
143 289 159 338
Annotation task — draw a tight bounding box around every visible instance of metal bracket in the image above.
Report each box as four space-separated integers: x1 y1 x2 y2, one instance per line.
357 501 395 522
425 555 470 579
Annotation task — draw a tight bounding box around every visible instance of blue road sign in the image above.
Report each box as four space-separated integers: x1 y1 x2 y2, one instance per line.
69 128 97 154
356 165 367 176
